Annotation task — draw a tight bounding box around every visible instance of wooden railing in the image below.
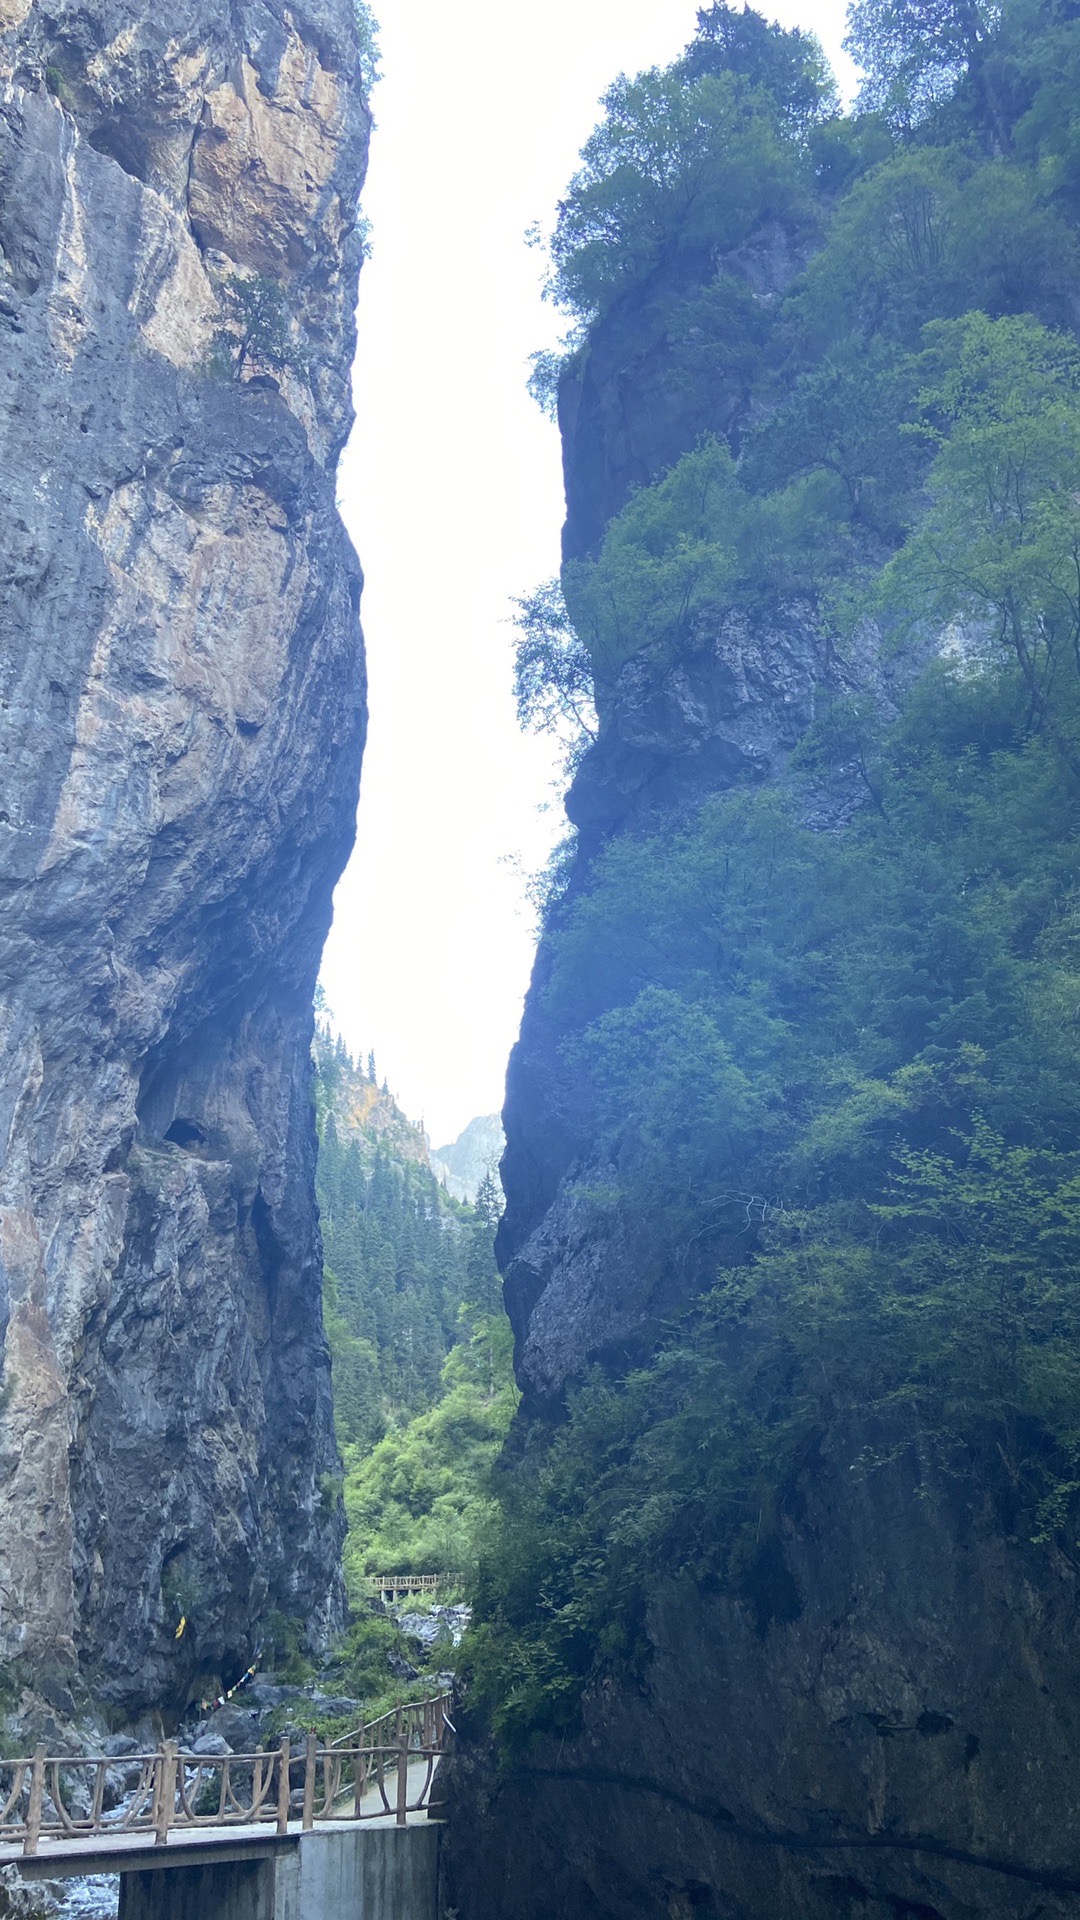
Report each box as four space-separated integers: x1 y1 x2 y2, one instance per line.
364 1573 446 1601
0 1692 451 1857
331 1692 449 1752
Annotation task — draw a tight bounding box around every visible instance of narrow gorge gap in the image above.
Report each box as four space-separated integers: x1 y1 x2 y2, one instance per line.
4 0 1080 1918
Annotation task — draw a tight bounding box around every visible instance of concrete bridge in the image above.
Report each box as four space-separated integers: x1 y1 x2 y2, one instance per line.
19 1806 441 1919
0 1696 449 1918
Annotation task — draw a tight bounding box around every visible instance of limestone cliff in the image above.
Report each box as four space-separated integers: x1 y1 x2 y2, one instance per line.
448 1444 1080 1920
444 21 1080 1917
450 449 1080 1916
0 0 369 1716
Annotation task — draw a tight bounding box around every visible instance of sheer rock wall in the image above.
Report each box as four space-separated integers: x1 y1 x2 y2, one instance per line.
0 0 369 1714
444 252 1080 1920
448 1435 1080 1920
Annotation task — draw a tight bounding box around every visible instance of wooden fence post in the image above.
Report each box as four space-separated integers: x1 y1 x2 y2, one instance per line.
302 1731 317 1831
23 1746 45 1856
155 1742 178 1846
277 1737 291 1836
90 1758 107 1828
149 1748 162 1843
396 1732 409 1827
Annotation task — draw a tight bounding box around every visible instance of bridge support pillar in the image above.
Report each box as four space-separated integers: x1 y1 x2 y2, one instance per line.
282 1824 440 1918
113 1826 440 1919
119 1857 274 1920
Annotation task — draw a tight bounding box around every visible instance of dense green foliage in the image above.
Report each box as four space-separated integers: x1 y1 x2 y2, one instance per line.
313 1034 515 1603
845 0 1000 128
688 1 838 128
342 1314 517 1597
475 675 1080 1736
548 65 813 326
354 0 380 94
315 1032 499 1450
492 0 1080 1743
473 1118 1080 1741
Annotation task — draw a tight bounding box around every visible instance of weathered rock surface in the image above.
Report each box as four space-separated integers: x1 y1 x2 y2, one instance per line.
448 1434 1080 1920
431 1113 504 1205
0 0 369 1714
558 221 809 564
446 209 1080 1917
0 1866 65 1919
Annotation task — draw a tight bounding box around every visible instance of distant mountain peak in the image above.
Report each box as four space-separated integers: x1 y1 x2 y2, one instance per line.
431 1114 505 1205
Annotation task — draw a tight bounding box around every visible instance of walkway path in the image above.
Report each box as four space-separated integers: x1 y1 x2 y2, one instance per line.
0 1699 449 1873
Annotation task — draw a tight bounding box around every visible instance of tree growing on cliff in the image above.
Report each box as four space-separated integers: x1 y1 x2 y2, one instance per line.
688 2 837 131
877 312 1080 760
845 0 1003 130
512 581 597 771
562 435 847 675
354 0 381 93
547 66 806 323
479 0 1080 1751
225 273 307 380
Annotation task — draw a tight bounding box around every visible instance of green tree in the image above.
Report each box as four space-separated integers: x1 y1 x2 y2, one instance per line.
687 2 837 131
877 312 1080 760
229 274 304 377
512 581 597 770
845 0 1002 131
548 67 807 323
474 1171 504 1230
341 1313 518 1595
564 438 745 672
354 0 381 93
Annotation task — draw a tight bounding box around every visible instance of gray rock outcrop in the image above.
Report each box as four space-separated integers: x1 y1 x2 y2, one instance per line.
431 1114 504 1205
0 0 369 1714
445 182 1080 1920
448 1434 1080 1920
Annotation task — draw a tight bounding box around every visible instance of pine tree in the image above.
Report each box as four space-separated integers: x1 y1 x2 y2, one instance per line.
312 1026 509 1462
475 1169 504 1227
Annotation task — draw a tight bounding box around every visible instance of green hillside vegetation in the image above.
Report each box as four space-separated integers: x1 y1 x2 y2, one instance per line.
480 0 1080 1743
312 1029 516 1605
341 1313 517 1597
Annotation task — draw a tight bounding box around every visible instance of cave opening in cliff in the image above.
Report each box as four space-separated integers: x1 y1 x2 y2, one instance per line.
163 1118 209 1152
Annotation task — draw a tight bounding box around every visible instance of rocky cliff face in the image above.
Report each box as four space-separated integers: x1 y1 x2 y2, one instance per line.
0 0 369 1716
444 216 1080 1920
448 1433 1080 1920
431 1114 505 1206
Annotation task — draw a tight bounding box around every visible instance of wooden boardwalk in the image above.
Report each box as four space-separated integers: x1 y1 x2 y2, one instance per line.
7 1760 440 1880
0 1696 450 1872
364 1573 448 1602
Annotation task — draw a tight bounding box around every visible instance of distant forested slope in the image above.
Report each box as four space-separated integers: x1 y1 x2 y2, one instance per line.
312 1027 515 1597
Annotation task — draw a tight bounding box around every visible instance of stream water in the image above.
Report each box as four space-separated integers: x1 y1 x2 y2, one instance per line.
55 1878 119 1919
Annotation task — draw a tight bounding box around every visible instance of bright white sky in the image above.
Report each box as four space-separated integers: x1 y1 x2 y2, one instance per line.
320 0 855 1147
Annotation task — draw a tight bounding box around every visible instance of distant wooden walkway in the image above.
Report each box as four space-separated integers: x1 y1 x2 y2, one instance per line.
364 1573 449 1602
0 1694 450 1866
